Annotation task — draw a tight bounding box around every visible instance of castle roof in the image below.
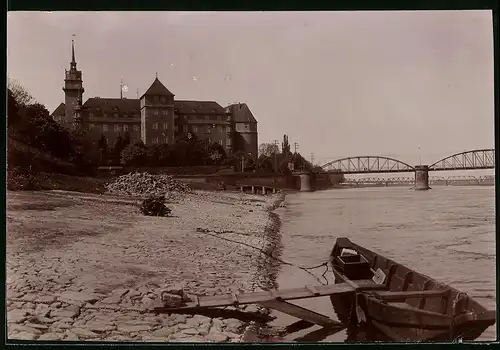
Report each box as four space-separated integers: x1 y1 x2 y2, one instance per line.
226 103 257 123
175 100 226 114
51 102 66 116
74 98 226 116
141 77 174 98
83 98 141 114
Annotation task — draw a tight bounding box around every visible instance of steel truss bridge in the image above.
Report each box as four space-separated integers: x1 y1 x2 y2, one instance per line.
321 149 495 174
343 175 495 186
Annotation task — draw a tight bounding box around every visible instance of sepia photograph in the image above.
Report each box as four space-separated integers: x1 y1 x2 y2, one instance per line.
6 10 496 343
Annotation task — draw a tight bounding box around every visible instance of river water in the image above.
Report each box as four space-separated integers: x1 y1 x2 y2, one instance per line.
271 186 496 342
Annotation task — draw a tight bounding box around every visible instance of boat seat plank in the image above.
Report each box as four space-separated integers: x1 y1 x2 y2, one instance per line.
373 289 451 302
259 300 341 327
153 281 377 312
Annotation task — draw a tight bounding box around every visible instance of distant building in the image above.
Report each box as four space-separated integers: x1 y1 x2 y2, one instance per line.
51 41 259 160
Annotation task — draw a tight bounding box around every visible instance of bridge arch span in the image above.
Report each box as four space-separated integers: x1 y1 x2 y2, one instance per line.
429 149 495 171
321 156 415 174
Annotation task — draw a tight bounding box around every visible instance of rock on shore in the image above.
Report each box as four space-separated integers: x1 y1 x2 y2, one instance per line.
6 188 285 342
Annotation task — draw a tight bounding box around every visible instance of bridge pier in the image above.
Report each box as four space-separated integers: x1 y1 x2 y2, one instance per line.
414 165 430 190
299 172 313 192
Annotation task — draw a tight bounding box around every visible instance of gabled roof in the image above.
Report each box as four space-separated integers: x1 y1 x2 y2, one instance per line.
141 78 174 98
226 103 257 123
51 102 66 116
174 100 226 114
83 98 141 114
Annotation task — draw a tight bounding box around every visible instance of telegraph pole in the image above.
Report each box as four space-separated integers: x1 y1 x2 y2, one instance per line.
273 140 279 173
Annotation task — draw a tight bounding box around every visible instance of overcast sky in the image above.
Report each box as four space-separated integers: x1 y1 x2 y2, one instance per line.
7 11 494 169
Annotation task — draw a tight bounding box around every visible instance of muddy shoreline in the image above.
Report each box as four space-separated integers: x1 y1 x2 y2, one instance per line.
7 189 288 342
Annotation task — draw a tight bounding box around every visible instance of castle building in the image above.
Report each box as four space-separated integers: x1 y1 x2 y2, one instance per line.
51 41 258 160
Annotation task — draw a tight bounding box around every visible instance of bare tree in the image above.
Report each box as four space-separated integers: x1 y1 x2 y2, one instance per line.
7 77 36 106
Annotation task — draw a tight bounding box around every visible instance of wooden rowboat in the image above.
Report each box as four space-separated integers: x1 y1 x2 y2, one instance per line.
329 237 496 342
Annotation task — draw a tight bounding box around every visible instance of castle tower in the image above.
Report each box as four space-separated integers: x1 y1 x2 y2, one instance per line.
226 103 258 160
140 76 175 146
225 114 234 157
63 39 85 130
72 97 84 132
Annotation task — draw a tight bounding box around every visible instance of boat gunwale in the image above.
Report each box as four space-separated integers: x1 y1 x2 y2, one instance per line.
329 237 494 315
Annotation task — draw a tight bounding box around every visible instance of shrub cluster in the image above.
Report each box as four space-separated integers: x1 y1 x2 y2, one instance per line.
140 194 172 217
7 167 40 191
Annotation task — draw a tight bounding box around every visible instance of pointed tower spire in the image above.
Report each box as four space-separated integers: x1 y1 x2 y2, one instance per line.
70 35 77 70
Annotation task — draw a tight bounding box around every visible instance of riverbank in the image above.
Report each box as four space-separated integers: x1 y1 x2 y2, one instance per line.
6 189 285 342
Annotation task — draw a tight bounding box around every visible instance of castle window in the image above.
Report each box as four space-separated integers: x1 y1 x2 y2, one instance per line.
114 124 121 132
163 122 168 130
123 114 128 118
153 123 158 130
103 124 108 132
164 136 168 143
89 123 95 130
152 136 159 144
133 125 139 132
103 112 108 118
219 126 225 133
123 124 129 132
193 125 198 133
218 139 223 145
114 113 119 118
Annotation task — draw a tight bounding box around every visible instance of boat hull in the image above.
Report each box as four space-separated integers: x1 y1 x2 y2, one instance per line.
328 237 496 342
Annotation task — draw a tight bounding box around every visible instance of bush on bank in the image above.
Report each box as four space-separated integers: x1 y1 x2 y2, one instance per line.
140 195 172 217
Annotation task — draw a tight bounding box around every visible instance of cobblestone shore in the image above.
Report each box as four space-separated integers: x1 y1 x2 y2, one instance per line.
6 189 285 342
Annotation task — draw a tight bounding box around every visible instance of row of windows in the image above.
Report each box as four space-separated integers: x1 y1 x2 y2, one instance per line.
88 112 140 119
150 136 224 145
152 122 168 130
87 123 231 134
87 112 227 121
192 125 227 133
89 124 140 132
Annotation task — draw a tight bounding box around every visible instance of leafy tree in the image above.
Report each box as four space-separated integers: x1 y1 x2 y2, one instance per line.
207 142 227 165
156 144 172 166
97 134 108 164
281 134 291 156
112 135 125 164
171 140 189 166
256 154 274 173
121 141 148 166
279 157 293 175
123 132 131 148
146 144 162 166
8 77 36 107
7 89 20 128
258 143 280 157
69 130 100 174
